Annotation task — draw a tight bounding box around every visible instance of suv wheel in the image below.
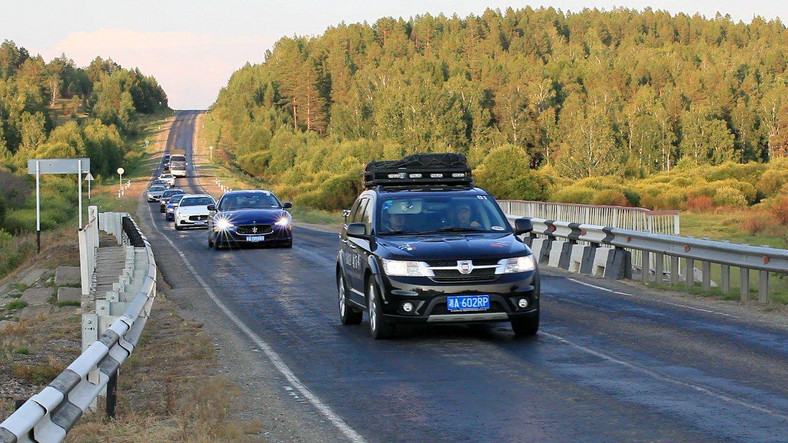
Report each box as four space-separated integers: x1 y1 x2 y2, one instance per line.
338 273 362 325
368 280 394 339
511 312 539 337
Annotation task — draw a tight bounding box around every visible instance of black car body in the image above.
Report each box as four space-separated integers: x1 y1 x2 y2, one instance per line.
159 189 185 212
336 154 539 339
207 190 293 249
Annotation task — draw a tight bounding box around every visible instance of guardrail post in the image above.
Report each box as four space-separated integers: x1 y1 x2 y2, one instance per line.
702 262 711 291
721 265 730 294
654 253 664 284
641 251 650 284
106 369 118 418
759 271 770 304
740 268 750 302
685 258 695 289
670 256 679 286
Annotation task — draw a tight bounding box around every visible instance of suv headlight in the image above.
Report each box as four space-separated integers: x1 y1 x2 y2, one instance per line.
382 259 434 277
495 255 537 274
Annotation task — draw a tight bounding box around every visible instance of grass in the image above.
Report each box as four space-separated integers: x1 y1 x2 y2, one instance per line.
55 300 81 307
681 211 788 249
6 300 27 311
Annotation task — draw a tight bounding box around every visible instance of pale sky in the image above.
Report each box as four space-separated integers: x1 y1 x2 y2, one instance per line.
2 1 785 110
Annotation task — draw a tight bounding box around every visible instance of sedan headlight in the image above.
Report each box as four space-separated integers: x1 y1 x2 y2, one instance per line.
215 217 234 231
382 259 434 277
275 217 290 227
495 255 537 274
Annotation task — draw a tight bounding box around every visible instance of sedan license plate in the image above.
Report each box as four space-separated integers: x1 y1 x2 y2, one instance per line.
447 295 490 312
247 235 265 242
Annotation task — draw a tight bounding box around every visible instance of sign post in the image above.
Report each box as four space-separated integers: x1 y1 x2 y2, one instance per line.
27 158 91 252
36 161 40 253
209 145 214 161
85 172 94 200
117 167 124 198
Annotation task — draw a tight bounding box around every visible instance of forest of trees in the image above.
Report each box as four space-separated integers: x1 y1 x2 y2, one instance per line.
0 39 167 234
208 7 788 212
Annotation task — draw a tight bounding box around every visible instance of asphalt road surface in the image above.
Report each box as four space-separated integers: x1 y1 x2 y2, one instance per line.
138 111 788 442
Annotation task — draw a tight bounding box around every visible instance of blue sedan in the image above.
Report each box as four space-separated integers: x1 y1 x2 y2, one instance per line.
207 190 293 249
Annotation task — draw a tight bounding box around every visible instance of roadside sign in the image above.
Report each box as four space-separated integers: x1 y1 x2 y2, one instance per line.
28 158 90 174
27 158 91 252
85 172 94 200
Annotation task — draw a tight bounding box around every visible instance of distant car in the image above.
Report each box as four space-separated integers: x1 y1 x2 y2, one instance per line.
146 185 168 202
165 194 185 221
207 190 293 249
174 194 215 230
159 189 185 212
159 173 175 187
152 179 170 189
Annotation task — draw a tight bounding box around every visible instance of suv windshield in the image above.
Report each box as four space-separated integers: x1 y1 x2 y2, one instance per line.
180 197 214 207
377 194 510 234
218 192 281 210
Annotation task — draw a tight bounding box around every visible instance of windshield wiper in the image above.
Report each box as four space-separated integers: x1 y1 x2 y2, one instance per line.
379 230 422 235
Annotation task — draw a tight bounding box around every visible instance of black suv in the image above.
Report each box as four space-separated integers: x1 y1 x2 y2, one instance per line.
336 154 540 339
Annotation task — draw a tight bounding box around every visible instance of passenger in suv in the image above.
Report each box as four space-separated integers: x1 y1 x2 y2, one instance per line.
336 153 539 339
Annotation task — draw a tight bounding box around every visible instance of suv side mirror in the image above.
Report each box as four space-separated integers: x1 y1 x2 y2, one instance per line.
207 204 216 212
282 202 292 209
347 223 367 237
514 218 533 235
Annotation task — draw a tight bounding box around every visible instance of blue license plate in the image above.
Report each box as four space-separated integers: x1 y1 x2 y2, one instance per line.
247 235 265 242
447 295 490 312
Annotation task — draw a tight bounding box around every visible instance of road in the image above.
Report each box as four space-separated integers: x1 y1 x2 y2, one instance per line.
138 111 788 442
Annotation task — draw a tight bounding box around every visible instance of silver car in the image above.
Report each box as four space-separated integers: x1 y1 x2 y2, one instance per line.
147 185 168 202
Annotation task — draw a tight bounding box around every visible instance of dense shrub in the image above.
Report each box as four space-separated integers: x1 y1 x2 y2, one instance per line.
713 186 748 208
756 164 788 198
590 189 629 206
553 186 595 204
475 145 550 200
765 195 788 225
623 189 641 207
685 195 714 212
742 211 779 235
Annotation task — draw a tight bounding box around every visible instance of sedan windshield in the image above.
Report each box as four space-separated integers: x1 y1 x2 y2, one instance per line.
169 195 184 204
218 192 282 210
180 197 214 207
377 194 510 234
149 185 166 192
162 190 184 198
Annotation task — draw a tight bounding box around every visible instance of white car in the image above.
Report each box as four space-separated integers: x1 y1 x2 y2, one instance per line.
174 194 216 231
159 173 175 187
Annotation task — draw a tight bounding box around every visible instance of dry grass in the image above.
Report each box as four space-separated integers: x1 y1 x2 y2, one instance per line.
66 282 262 442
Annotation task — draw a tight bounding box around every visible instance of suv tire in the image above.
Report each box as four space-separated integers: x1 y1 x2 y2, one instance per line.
511 312 539 337
368 280 395 339
338 274 362 325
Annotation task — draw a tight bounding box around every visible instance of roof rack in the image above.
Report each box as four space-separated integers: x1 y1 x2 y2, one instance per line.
363 153 472 188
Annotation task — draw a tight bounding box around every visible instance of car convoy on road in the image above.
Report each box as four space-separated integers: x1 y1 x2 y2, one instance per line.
147 152 539 339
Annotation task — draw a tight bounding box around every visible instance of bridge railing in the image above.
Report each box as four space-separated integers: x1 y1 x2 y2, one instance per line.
508 215 788 303
0 211 157 443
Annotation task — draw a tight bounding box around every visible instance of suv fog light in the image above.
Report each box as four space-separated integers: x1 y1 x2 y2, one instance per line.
403 302 414 313
518 298 528 309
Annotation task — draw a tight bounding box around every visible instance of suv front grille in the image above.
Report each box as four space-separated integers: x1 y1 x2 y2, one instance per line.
427 258 500 267
430 268 499 282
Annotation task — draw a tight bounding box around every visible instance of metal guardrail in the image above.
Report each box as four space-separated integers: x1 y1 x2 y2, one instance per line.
0 213 157 442
510 215 788 303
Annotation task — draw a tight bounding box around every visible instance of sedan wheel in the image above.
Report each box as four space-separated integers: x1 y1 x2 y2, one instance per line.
338 274 362 325
367 281 394 339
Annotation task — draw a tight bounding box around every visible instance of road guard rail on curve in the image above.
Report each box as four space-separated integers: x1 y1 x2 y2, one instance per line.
0 211 157 443
508 215 788 303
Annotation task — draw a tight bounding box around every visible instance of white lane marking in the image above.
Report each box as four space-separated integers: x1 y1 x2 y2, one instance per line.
540 330 788 420
566 278 736 318
147 181 365 443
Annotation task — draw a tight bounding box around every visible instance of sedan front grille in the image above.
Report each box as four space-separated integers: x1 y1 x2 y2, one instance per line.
188 215 208 221
236 224 274 235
